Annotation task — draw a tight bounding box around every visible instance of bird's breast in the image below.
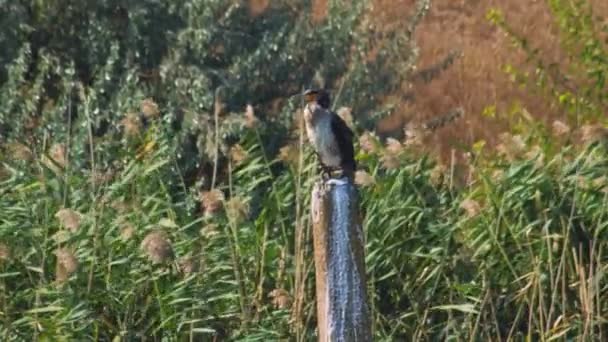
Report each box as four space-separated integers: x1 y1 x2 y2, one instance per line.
304 110 341 168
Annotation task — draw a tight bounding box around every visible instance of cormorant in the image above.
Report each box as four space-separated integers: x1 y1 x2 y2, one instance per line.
302 88 356 180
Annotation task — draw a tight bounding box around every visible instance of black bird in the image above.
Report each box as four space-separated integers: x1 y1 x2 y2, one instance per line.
302 88 356 180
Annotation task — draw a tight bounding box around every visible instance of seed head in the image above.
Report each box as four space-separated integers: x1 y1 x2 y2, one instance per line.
55 248 79 284
491 169 504 182
404 124 425 147
380 153 400 170
230 144 248 166
429 163 447 186
178 256 201 276
354 170 375 186
55 208 82 233
268 288 291 310
120 223 136 241
120 113 142 137
200 189 225 217
225 197 249 224
460 198 481 218
580 124 608 145
140 230 174 264
496 133 526 161
552 120 571 137
379 137 405 170
385 137 403 155
524 145 544 168
140 98 160 119
359 131 379 153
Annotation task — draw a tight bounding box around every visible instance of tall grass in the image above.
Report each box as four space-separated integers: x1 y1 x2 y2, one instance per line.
1 89 607 339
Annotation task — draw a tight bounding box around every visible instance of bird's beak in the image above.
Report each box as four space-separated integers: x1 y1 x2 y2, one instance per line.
287 89 320 105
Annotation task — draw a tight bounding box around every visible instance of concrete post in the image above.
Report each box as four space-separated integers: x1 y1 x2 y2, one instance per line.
311 178 371 342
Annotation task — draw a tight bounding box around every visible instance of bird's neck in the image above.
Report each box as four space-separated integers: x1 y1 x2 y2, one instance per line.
305 103 329 126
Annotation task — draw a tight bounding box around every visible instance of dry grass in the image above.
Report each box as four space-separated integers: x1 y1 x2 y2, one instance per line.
394 0 608 157
368 0 606 161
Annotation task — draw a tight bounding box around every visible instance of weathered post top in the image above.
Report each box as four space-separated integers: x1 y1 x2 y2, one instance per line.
311 178 371 342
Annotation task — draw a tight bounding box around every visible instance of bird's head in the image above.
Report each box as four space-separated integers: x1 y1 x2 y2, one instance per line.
303 88 330 109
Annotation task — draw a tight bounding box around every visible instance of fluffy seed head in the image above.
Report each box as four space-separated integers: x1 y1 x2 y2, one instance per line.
55 208 82 233
496 133 526 161
140 98 160 119
225 197 249 224
380 153 400 170
580 124 608 145
552 120 571 137
354 170 375 186
404 124 425 147
524 145 545 168
141 231 174 264
55 248 79 284
385 137 403 155
178 256 201 276
120 223 136 241
460 199 481 218
268 288 291 310
429 164 447 186
200 189 225 217
120 113 142 137
230 144 248 166
359 131 379 153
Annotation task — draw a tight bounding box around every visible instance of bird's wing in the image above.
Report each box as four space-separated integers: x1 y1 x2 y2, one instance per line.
330 111 356 169
330 110 353 142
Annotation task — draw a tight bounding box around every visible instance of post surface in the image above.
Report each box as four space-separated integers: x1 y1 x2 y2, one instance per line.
312 179 371 342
